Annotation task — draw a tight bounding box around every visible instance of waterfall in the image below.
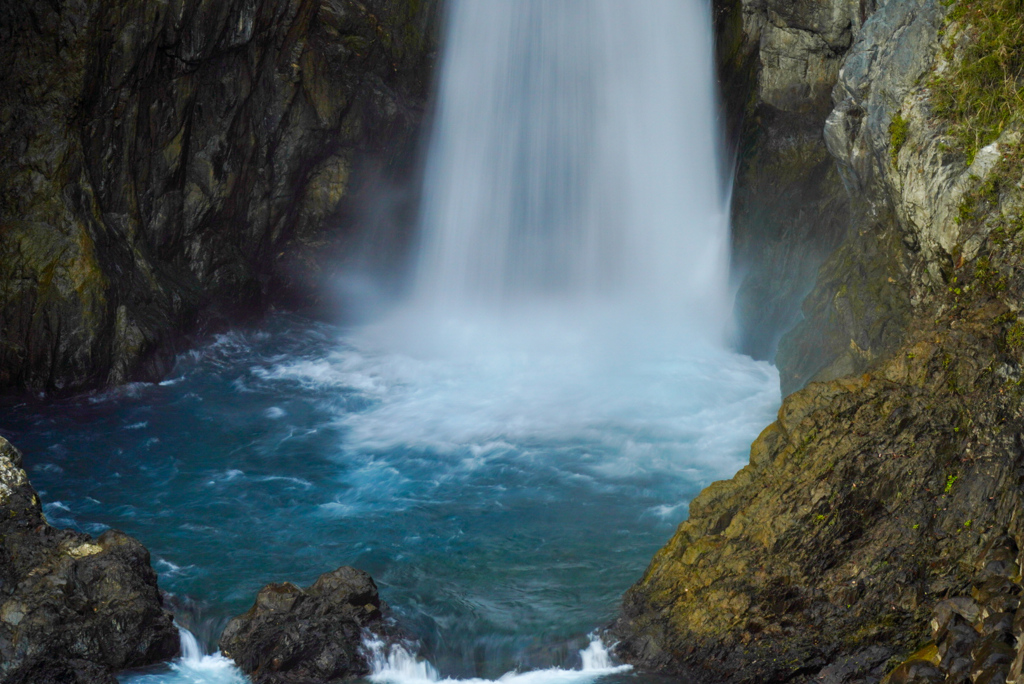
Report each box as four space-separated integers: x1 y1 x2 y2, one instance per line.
178 628 205 663
412 0 730 342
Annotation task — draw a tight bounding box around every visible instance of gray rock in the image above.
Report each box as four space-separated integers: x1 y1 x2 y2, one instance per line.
933 597 983 638
825 0 960 266
886 660 945 684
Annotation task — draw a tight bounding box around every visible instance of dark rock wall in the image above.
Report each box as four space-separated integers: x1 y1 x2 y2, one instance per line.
0 0 437 394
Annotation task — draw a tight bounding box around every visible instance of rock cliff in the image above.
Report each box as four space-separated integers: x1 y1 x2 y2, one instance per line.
618 0 1024 681
725 0 858 363
0 0 436 394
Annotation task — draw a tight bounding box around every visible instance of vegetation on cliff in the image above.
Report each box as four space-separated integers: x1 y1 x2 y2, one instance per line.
932 0 1024 165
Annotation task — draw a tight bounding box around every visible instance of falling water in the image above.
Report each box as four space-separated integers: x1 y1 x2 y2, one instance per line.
413 0 729 339
121 629 248 683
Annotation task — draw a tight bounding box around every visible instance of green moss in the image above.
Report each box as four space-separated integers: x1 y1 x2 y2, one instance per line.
955 192 978 225
890 113 910 167
973 256 1008 292
1006 321 1024 350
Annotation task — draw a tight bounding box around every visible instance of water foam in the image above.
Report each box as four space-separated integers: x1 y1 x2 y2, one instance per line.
366 634 630 684
259 323 778 492
120 629 247 684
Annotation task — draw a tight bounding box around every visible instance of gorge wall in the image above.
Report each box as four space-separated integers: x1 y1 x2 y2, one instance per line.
0 0 437 395
724 0 854 367
618 0 1024 682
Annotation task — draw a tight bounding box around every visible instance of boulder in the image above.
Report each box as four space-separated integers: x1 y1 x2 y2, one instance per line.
0 435 179 684
219 566 388 683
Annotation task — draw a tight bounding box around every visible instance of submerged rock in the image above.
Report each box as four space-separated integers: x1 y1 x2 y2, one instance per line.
219 566 389 683
0 435 179 683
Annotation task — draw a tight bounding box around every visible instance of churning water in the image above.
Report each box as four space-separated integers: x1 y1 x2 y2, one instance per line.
0 1 782 683
1 316 778 684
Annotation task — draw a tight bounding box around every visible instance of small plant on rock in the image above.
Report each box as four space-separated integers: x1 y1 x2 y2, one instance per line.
890 112 910 167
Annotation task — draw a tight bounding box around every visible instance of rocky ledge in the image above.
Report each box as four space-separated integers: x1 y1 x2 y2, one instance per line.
613 325 1024 682
0 435 179 684
220 565 391 683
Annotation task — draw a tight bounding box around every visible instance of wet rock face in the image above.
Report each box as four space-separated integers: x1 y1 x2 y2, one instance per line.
219 566 388 683
776 0 951 394
727 0 958 392
0 0 437 395
0 435 179 684
724 0 862 364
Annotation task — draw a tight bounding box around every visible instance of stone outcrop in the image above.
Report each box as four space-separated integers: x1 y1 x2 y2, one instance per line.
619 0 1024 681
219 566 390 683
615 308 1024 681
0 435 179 683
0 0 437 395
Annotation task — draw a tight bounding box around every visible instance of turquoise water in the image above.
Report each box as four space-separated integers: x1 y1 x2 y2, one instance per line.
0 312 779 683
